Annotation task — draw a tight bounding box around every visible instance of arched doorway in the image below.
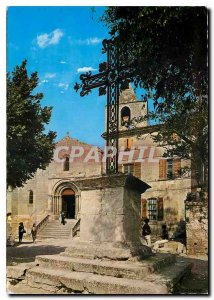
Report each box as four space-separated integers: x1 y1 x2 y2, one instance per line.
61 188 76 219
50 180 80 219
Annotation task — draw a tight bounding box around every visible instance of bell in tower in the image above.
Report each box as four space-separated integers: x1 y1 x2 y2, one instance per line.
121 106 131 127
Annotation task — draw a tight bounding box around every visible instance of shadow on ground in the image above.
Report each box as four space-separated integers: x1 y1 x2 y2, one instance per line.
7 244 67 265
173 256 209 294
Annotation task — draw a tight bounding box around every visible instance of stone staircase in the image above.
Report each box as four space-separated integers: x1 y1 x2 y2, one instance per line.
8 247 192 294
37 220 76 239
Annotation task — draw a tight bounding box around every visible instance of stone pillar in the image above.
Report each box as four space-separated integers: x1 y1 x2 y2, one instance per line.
75 194 80 219
57 196 59 214
59 196 62 213
53 196 58 215
65 174 152 260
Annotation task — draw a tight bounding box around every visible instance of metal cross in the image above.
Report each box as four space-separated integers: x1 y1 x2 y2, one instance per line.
74 39 130 174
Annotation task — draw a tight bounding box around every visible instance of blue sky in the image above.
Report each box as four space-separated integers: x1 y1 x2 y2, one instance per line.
7 6 148 147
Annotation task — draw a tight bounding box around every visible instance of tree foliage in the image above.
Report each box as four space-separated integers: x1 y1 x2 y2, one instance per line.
102 7 208 187
7 60 57 188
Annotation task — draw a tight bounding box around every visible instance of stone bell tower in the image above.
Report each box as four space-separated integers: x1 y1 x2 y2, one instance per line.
118 85 148 151
119 85 148 130
104 85 148 132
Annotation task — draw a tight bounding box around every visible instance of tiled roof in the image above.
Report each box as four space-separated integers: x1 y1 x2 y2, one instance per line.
54 135 103 161
56 135 94 148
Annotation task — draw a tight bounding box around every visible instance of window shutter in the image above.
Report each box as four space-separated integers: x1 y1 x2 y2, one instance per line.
173 158 181 178
159 159 166 180
128 138 133 149
118 164 123 173
123 139 127 150
141 199 147 219
157 197 164 221
134 162 141 178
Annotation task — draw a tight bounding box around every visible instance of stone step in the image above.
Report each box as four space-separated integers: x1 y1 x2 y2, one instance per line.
37 235 71 239
62 242 152 260
39 232 72 234
37 234 70 239
25 258 191 294
25 266 169 294
37 235 70 240
38 231 71 234
45 220 75 222
145 257 192 291
37 220 76 240
42 221 75 225
35 253 175 280
39 229 72 232
40 226 74 229
37 236 71 239
39 231 72 233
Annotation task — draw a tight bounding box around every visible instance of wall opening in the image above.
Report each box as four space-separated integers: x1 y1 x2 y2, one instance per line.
121 106 131 126
61 188 75 219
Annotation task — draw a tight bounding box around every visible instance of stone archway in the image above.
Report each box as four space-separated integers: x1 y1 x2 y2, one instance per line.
50 180 80 219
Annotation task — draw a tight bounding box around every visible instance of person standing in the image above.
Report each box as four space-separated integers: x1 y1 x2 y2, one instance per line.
18 222 25 243
31 223 37 243
142 218 152 247
61 212 66 225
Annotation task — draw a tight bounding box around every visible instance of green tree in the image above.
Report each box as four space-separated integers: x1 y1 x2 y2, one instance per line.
7 60 57 189
102 7 208 188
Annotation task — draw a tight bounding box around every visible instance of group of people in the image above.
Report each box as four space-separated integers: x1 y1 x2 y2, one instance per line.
18 212 66 243
18 222 37 243
142 218 169 252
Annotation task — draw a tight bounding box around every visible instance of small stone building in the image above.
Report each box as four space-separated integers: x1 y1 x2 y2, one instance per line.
7 87 193 238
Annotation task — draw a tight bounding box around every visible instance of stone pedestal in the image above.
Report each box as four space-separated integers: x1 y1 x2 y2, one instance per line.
66 174 152 259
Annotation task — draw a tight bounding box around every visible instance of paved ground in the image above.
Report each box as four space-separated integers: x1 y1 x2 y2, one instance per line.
7 238 209 294
7 237 71 265
173 254 209 294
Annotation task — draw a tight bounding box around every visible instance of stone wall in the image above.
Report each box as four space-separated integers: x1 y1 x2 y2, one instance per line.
185 196 208 256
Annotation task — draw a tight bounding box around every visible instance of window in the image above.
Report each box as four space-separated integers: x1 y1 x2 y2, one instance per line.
123 164 134 175
63 157 69 171
123 138 133 151
167 159 173 179
159 158 181 180
120 163 141 178
141 198 164 221
29 190 33 204
147 198 158 221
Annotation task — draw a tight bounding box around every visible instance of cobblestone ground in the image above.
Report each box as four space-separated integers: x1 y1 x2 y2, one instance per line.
7 238 209 294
